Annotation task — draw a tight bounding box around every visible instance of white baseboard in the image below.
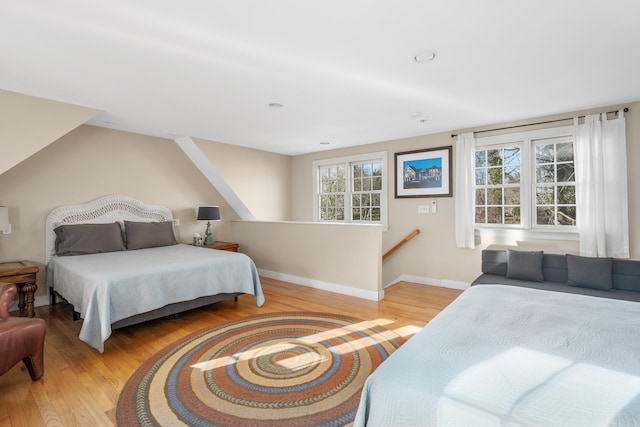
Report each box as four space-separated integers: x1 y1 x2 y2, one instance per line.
10 275 387 313
385 274 470 291
258 269 384 301
8 275 465 311
21 274 457 310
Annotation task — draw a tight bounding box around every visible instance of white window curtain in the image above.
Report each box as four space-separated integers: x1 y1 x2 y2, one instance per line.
455 132 476 248
574 111 629 258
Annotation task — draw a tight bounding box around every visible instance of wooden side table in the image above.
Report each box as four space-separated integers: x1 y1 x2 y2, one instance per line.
0 261 39 317
203 241 239 252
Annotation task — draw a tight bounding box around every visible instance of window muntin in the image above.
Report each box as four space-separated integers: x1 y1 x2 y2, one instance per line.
534 137 576 227
474 127 575 232
474 145 522 226
352 161 382 222
318 164 346 221
313 152 387 226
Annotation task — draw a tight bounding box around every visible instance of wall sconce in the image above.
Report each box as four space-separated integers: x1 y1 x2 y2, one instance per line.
196 206 221 245
0 206 11 235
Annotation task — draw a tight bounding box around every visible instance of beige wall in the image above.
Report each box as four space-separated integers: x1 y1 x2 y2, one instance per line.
0 125 292 297
1 90 637 302
194 137 291 221
0 89 100 175
292 102 640 286
231 220 382 299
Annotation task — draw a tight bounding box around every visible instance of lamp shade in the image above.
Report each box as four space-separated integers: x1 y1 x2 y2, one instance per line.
197 206 221 221
0 207 8 231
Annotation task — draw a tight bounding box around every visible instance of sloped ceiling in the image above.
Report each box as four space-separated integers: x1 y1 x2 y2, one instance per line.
0 90 100 175
1 1 639 156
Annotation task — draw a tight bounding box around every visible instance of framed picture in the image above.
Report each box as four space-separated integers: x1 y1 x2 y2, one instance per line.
395 146 452 198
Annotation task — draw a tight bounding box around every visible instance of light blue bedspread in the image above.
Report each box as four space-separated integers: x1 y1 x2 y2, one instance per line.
354 285 640 427
46 244 264 352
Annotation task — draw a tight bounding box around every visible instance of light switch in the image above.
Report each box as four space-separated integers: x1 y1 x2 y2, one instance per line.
431 200 437 214
418 205 429 214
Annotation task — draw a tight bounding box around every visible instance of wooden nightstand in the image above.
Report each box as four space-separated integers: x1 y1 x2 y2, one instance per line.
203 241 239 252
0 261 39 317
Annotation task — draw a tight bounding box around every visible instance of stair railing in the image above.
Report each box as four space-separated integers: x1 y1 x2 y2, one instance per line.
382 228 420 260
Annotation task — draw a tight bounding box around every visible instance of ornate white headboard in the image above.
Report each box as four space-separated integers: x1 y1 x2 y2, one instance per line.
45 195 173 263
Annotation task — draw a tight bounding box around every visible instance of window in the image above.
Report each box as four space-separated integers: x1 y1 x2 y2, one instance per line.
474 126 576 232
534 138 576 226
475 145 522 225
318 164 346 221
313 152 387 226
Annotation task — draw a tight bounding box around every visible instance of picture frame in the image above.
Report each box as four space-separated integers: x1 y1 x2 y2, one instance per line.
395 146 452 198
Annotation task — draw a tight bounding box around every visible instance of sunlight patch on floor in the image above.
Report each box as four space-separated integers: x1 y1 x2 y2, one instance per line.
392 324 422 337
191 318 416 373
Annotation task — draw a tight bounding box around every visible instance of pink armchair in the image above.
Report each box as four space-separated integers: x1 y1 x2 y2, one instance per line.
0 283 46 380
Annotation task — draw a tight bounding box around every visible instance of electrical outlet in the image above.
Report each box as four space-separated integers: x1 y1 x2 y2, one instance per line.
172 218 180 226
418 205 429 214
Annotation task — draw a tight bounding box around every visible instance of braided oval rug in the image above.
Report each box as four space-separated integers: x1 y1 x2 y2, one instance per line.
116 312 406 427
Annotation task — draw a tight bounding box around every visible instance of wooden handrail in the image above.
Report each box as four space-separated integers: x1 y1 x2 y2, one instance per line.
383 228 420 260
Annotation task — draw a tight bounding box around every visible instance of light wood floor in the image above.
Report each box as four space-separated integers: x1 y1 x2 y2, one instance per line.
0 278 462 427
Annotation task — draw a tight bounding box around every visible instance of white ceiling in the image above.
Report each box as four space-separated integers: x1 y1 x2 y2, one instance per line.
2 1 639 156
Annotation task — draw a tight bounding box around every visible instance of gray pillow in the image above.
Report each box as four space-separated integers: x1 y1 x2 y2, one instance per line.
506 249 544 282
54 222 126 256
566 254 613 290
124 221 178 250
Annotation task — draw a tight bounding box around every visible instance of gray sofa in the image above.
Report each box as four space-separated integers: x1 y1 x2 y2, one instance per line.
472 249 640 302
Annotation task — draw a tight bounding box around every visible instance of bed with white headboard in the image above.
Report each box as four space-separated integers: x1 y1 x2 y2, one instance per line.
45 195 264 352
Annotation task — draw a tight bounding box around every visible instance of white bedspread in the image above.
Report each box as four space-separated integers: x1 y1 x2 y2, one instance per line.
354 285 640 427
46 244 264 352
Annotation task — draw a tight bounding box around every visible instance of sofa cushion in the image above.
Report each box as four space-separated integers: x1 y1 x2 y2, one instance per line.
613 259 640 291
471 274 640 302
481 250 508 276
506 250 544 282
541 253 568 283
566 254 613 290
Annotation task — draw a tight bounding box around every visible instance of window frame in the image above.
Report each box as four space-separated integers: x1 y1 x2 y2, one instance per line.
474 126 577 239
313 151 388 228
531 134 577 230
474 140 527 229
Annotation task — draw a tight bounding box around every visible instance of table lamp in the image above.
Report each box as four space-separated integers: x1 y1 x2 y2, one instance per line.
197 206 221 245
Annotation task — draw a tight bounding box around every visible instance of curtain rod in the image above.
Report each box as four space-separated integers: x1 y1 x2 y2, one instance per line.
450 107 629 138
